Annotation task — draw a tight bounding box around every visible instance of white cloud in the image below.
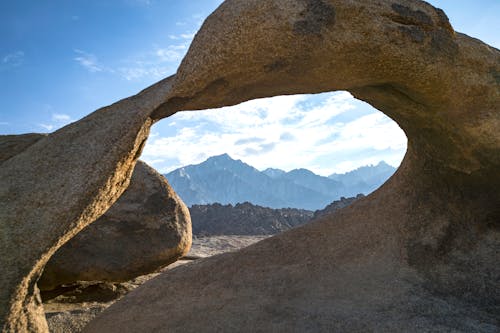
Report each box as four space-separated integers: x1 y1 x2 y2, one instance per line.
39 124 55 132
155 45 186 62
71 23 196 81
117 40 191 81
168 33 195 40
2 51 24 64
142 92 407 175
73 49 104 73
52 113 72 122
1 51 24 70
38 113 74 133
119 66 170 81
125 0 151 6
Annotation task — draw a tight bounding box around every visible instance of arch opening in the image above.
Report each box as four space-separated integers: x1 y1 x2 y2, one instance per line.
141 91 408 237
145 91 408 184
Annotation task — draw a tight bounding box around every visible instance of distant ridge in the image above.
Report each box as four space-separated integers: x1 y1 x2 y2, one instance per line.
190 195 365 236
165 154 396 210
328 161 396 197
190 202 314 236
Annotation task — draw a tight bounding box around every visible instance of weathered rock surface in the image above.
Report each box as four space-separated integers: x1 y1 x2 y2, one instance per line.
42 236 266 333
0 133 46 164
0 76 178 331
1 138 191 294
45 305 107 333
42 236 264 333
38 160 191 291
85 0 500 332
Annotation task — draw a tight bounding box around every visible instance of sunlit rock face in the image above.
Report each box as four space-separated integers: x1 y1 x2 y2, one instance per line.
38 160 191 291
1 0 498 332
86 0 499 332
0 77 175 332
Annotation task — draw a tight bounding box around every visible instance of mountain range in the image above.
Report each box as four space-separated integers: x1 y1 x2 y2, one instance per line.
165 154 396 210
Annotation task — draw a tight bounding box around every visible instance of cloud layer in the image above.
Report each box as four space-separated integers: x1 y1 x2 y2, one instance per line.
142 92 407 175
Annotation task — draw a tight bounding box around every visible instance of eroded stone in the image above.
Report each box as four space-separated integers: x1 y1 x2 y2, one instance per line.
0 76 177 332
38 160 191 291
86 0 499 331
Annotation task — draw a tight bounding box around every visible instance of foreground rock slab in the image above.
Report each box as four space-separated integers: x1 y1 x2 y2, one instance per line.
0 76 178 332
43 235 267 333
85 0 499 332
39 160 191 291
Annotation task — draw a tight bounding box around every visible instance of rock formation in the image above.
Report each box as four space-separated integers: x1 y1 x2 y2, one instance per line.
190 202 313 236
312 194 364 220
0 133 46 163
38 160 191 291
1 135 191 291
0 136 191 294
0 76 179 332
1 0 499 331
84 0 500 332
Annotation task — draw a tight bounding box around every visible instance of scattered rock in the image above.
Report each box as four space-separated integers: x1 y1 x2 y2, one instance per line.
38 160 191 291
86 0 500 332
190 202 312 236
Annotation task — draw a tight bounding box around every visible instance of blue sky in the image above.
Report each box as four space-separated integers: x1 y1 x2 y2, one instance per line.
1 1 498 175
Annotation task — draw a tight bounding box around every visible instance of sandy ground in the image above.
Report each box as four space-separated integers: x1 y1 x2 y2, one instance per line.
188 235 270 257
43 235 270 332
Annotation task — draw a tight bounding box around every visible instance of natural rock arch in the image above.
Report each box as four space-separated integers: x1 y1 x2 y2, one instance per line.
0 0 498 331
87 0 499 331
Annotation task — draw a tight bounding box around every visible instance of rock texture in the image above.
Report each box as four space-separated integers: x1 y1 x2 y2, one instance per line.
0 133 46 163
312 194 364 220
46 305 107 333
42 235 267 333
190 202 313 236
42 235 269 333
0 76 179 332
38 160 191 291
1 138 191 294
86 0 500 332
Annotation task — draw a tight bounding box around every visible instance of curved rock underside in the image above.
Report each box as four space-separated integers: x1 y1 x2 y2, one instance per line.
1 0 499 332
39 160 191 291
